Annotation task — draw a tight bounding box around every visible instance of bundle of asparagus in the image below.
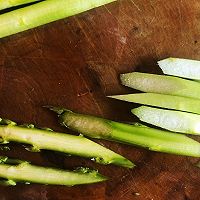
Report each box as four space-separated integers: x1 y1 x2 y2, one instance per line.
1 55 200 186
1 1 200 183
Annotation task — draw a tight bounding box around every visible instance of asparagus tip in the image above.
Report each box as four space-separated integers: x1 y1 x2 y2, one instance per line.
74 167 108 182
96 175 108 182
123 160 136 169
111 156 136 169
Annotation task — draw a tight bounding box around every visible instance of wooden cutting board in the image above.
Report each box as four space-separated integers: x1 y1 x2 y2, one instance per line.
0 0 200 199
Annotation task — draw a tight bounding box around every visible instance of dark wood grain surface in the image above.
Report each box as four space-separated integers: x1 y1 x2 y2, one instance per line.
0 0 200 199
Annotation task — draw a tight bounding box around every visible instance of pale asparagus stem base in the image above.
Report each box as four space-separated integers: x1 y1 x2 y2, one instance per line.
158 57 200 80
0 124 134 168
132 106 200 135
109 93 200 115
120 72 200 100
0 0 40 11
0 0 116 38
0 158 107 186
50 108 200 157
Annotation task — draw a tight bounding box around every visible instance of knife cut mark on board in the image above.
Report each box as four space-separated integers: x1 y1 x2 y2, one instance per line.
129 0 141 12
74 16 104 63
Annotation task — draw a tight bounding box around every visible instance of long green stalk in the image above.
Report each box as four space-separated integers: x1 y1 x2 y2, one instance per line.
0 0 116 38
49 107 200 157
132 106 200 135
120 72 200 100
0 0 40 11
158 57 200 80
0 119 134 168
109 93 200 115
0 156 107 186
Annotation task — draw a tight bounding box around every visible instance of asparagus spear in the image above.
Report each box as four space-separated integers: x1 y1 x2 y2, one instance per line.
158 57 200 80
49 107 200 157
0 118 134 168
120 72 200 100
0 0 116 38
0 0 40 11
109 93 200 115
0 156 107 186
132 106 200 135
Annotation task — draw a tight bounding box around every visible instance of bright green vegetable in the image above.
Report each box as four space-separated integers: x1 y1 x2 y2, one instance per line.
0 0 40 11
109 93 200 115
132 106 200 135
120 72 200 100
0 118 134 168
158 57 200 80
0 0 116 38
0 156 107 186
49 107 200 157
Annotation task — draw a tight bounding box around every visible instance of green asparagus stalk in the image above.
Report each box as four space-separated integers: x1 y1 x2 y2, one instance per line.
158 57 200 80
0 0 116 38
0 0 40 11
0 118 134 168
0 156 107 186
49 107 200 157
120 72 200 100
109 93 200 115
132 106 200 135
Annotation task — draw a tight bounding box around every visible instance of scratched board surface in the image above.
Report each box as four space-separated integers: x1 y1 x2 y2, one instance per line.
0 0 200 200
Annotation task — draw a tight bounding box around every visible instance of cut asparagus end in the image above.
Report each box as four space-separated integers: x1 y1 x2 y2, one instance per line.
0 0 40 11
105 156 135 168
0 157 107 186
132 106 200 135
54 108 200 157
0 118 134 168
120 72 200 100
158 57 200 80
108 93 200 115
0 0 117 38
